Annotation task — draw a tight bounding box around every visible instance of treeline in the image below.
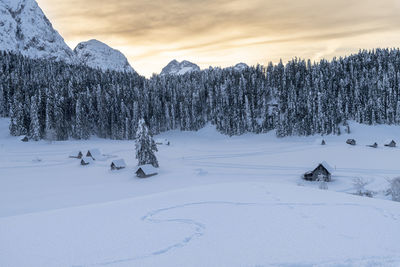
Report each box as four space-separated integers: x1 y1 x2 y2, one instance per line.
1 48 400 140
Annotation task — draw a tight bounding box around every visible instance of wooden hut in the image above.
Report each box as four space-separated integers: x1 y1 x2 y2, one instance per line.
21 136 29 142
321 140 326 145
303 162 333 182
384 140 396 148
135 164 158 178
367 142 378 148
156 138 170 146
111 159 127 170
346 139 356 146
81 157 94 166
86 149 103 160
69 151 83 159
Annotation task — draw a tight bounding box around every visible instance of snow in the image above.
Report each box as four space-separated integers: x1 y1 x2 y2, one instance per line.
74 39 135 73
1 118 400 266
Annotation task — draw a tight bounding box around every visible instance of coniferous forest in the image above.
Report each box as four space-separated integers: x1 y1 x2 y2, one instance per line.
1 48 400 141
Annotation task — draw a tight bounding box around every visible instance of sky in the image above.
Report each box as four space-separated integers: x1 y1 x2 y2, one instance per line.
36 0 400 77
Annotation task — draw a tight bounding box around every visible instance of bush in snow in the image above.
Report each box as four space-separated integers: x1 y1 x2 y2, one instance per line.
388 177 400 202
317 174 328 190
135 119 159 168
352 177 374 197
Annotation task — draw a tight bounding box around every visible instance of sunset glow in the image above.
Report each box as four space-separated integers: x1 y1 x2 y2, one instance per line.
37 0 400 76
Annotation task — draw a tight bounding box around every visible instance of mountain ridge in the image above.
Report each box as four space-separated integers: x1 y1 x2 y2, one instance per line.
161 60 200 75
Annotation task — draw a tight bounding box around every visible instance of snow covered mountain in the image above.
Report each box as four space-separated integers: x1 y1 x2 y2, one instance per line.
74 40 135 73
0 0 75 63
0 0 135 73
160 60 200 75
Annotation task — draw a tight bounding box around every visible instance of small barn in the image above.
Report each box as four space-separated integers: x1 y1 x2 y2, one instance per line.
111 159 127 170
86 149 103 160
156 138 170 146
384 140 396 148
346 139 356 146
135 164 158 178
303 162 333 182
367 142 378 148
81 157 94 166
69 151 83 159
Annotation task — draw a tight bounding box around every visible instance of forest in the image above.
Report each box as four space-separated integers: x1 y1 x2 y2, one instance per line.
1 48 400 140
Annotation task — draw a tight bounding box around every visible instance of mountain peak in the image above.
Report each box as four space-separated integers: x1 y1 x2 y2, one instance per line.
74 39 135 73
160 60 200 76
233 63 249 71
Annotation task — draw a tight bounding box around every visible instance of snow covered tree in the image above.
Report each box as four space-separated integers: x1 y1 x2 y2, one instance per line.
29 96 40 141
2 48 400 141
389 177 400 202
135 119 159 168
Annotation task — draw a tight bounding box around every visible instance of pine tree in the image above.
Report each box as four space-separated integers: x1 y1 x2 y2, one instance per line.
29 96 40 141
135 119 159 168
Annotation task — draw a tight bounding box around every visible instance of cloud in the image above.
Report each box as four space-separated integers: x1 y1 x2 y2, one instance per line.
37 0 400 76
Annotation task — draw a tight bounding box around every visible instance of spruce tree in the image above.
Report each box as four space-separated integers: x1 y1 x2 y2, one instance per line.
135 119 159 168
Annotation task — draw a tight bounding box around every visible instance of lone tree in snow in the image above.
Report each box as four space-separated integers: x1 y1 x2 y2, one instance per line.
135 119 159 168
389 177 400 202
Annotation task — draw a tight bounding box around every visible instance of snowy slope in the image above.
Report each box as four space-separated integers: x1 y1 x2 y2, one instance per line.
0 0 75 63
1 118 400 266
1 183 399 267
160 60 200 75
74 40 135 73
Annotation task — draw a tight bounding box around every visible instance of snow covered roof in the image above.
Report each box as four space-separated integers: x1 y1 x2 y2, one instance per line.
156 138 169 144
384 139 396 144
111 159 126 168
87 149 102 159
69 151 82 157
135 164 158 175
318 161 334 174
81 157 94 164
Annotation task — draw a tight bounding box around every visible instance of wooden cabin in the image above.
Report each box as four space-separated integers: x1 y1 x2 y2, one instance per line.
367 142 378 148
81 157 94 166
135 164 158 178
86 149 102 160
111 159 127 170
69 151 83 159
384 140 396 148
303 162 333 182
346 139 356 146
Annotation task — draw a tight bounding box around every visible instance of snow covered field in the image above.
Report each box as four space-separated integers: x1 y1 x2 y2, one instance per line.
1 118 400 267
